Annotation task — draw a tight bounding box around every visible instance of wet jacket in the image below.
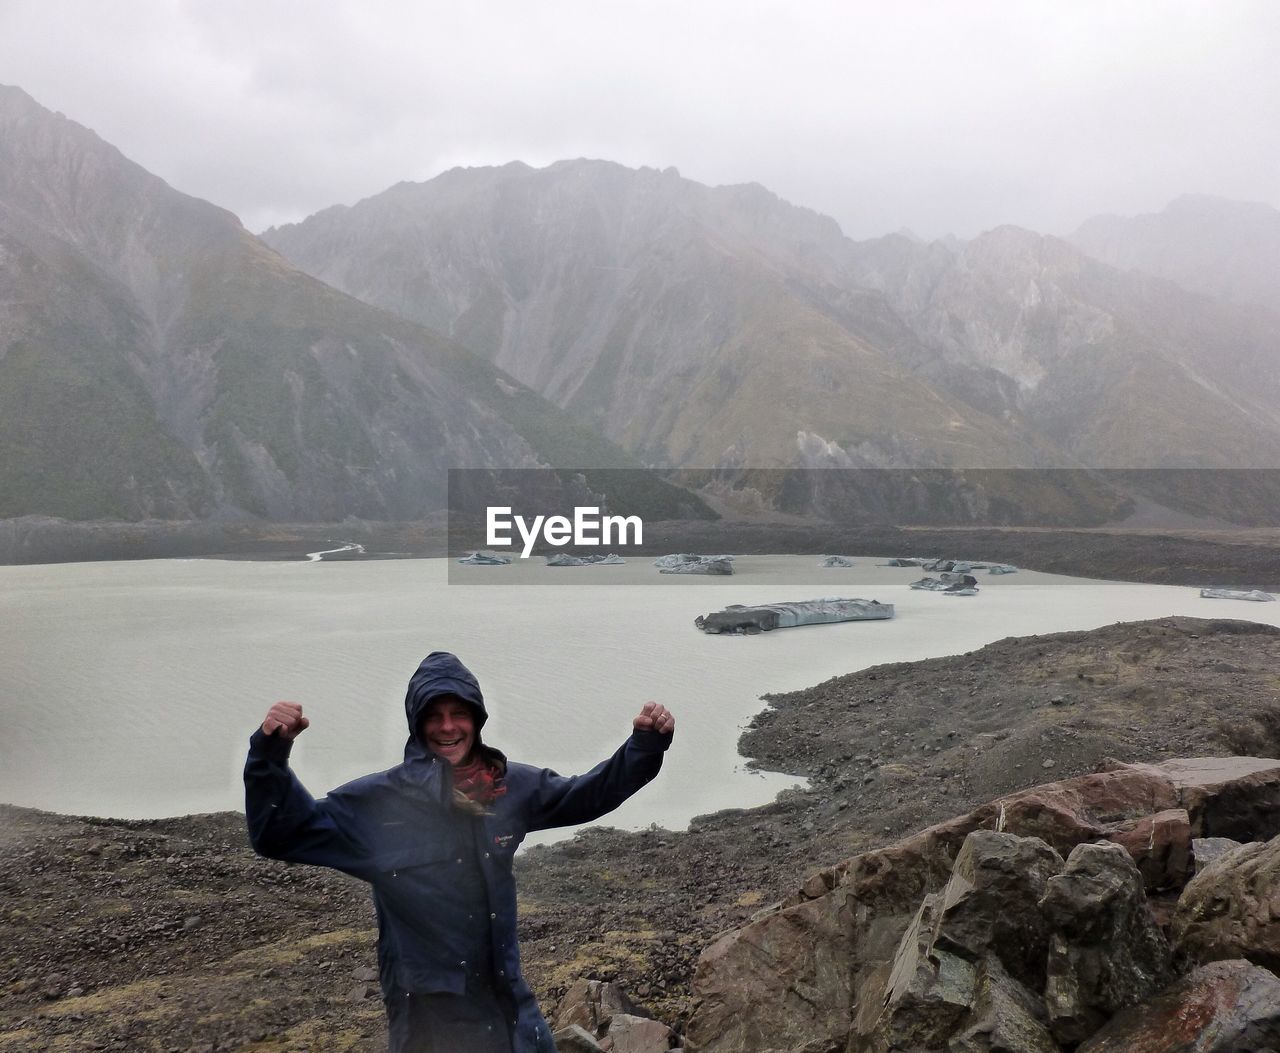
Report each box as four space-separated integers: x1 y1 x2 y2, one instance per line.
244 652 671 1052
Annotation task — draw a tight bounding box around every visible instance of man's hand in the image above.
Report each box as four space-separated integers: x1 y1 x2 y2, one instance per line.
262 701 310 740
633 702 675 736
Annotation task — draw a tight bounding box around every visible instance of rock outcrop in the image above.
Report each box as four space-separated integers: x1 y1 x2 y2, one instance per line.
1039 841 1172 1044
1075 959 1280 1052
686 756 1280 1053
1174 834 1280 974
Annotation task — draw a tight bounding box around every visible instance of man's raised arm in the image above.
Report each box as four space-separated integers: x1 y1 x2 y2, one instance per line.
244 702 370 878
528 702 675 831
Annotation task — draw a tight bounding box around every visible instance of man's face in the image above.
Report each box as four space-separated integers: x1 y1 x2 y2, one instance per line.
419 696 476 767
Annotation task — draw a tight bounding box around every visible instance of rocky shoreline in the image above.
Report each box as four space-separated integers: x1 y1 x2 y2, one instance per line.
3 616 1280 1051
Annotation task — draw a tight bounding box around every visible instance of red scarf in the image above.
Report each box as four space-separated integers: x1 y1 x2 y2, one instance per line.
451 754 507 808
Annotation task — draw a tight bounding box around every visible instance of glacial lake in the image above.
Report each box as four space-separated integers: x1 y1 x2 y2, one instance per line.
4 554 1280 840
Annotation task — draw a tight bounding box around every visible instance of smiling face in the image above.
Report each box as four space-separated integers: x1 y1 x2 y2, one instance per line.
419 695 477 767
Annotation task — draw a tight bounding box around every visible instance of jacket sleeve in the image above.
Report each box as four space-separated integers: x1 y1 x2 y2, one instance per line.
243 728 375 881
526 728 671 832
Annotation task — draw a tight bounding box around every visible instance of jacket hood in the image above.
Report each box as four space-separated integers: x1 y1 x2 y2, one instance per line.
404 651 488 762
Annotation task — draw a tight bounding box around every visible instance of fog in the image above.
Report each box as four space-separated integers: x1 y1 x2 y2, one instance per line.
1 1 1277 239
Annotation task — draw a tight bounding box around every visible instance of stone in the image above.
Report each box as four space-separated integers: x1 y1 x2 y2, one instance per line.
1114 756 1280 841
933 830 1064 988
686 893 854 1053
1075 959 1280 1052
800 871 832 900
1191 836 1246 875
1039 841 1173 1046
859 894 977 1052
605 1013 675 1053
553 1024 605 1052
352 965 378 982
689 758 1280 1053
1174 834 1280 973
1101 808 1192 892
555 979 635 1036
948 955 1061 1053
991 767 1180 858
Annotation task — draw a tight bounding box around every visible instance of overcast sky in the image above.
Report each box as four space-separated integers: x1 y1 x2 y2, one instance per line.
2 1 1277 240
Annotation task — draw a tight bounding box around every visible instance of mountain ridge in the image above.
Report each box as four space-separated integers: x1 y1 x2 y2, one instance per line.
6 83 1280 525
265 159 1280 484
1067 193 1280 312
0 86 670 522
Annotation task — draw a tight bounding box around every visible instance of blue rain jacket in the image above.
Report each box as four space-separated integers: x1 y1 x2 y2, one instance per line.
244 651 671 1052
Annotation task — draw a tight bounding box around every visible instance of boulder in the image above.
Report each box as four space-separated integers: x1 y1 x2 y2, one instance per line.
688 758 1280 1053
1174 834 1280 973
1100 808 1191 892
948 955 1061 1053
555 979 635 1036
933 830 1064 988
1040 841 1173 1046
554 1024 605 1052
991 767 1180 858
1192 836 1246 875
1112 756 1280 841
685 893 854 1053
858 895 976 1053
605 1013 676 1053
1075 959 1280 1052
855 834 1066 1052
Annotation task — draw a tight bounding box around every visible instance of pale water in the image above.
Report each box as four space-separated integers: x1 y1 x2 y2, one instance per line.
3 555 1278 839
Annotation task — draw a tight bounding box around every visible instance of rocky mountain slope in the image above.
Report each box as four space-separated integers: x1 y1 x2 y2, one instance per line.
264 162 1048 477
0 87 651 521
6 87 1278 526
267 164 1280 469
1069 194 1280 312
3 616 1280 1051
847 225 1280 470
266 161 1280 523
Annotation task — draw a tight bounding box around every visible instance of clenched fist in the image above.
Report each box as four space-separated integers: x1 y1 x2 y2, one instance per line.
262 701 310 741
632 702 675 736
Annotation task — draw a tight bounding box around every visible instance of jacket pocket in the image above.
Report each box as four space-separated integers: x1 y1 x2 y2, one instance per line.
371 838 457 877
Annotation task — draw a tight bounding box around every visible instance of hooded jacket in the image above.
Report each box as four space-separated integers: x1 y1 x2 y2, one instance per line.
244 652 671 1052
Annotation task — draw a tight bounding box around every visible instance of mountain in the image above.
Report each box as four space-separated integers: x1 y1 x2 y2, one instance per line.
0 87 663 522
264 165 1280 472
7 89 1276 527
265 161 1280 522
847 225 1280 470
263 161 1056 474
1068 195 1280 312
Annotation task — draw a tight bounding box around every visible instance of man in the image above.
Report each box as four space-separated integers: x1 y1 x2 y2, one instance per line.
244 651 674 1053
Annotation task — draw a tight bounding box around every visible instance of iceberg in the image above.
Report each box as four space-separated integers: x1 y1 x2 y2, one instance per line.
456 551 512 565
545 553 626 567
656 553 735 575
1199 588 1275 602
909 573 980 595
695 597 894 634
